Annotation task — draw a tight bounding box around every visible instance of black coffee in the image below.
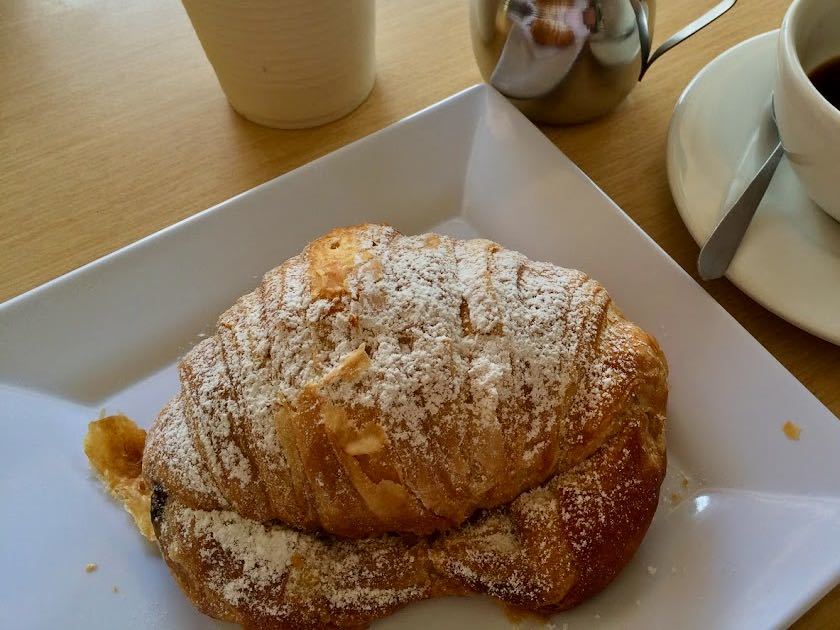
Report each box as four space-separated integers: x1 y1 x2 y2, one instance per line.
808 56 840 111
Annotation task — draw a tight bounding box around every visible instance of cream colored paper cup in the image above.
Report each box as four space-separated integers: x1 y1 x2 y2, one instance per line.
182 0 375 129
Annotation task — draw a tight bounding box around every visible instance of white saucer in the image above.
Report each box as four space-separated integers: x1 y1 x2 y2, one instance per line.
667 30 840 345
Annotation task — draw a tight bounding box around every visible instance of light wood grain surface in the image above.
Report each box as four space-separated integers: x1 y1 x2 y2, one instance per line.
2 0 838 625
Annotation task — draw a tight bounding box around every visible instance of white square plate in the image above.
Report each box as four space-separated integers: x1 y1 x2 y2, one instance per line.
1 85 838 630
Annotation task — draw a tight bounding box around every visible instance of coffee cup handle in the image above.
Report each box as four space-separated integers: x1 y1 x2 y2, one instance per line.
631 0 737 80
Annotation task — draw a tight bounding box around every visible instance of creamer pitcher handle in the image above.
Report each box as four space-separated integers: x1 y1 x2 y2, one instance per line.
632 0 737 79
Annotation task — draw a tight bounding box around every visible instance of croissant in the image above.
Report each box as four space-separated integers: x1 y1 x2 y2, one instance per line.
89 224 667 629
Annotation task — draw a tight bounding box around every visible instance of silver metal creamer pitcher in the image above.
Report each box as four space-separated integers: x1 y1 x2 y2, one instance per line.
471 0 737 124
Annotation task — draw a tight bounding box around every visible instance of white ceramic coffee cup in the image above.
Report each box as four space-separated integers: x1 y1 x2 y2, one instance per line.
182 0 376 129
775 0 840 222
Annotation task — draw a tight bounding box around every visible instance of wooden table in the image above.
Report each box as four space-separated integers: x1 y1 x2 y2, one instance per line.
2 0 838 625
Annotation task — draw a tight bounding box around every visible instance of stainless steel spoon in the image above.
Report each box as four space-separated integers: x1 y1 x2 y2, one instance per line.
697 100 784 281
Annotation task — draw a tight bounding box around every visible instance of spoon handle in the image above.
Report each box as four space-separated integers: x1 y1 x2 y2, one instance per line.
697 141 784 281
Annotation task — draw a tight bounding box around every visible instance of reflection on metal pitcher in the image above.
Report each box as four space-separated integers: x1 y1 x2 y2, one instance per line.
470 0 737 124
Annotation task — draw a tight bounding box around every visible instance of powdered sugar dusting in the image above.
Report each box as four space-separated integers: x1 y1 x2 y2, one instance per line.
169 501 431 620
144 396 221 503
181 338 253 492
219 290 285 473
156 224 642 536
185 506 301 605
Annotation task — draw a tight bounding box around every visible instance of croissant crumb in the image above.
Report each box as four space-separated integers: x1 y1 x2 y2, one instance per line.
84 416 155 541
782 421 801 441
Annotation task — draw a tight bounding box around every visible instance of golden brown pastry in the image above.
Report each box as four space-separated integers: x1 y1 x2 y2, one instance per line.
84 414 154 541
87 224 668 629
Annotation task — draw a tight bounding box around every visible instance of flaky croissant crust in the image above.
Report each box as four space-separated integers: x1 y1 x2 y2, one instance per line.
142 224 667 629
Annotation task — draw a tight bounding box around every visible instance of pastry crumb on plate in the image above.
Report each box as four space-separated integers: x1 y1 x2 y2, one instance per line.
783 421 801 441
83 415 154 541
